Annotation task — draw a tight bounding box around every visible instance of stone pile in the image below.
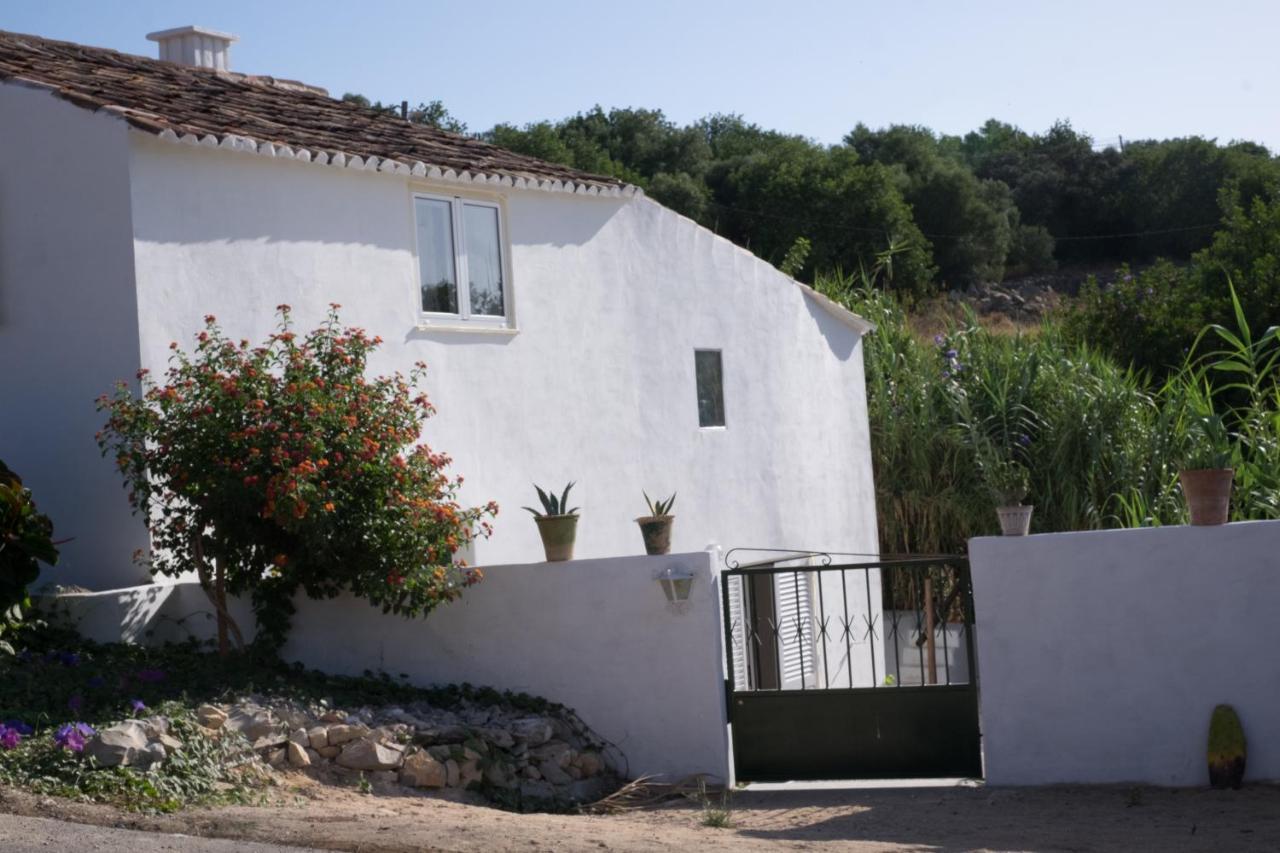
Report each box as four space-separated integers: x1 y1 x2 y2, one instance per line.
190 696 620 804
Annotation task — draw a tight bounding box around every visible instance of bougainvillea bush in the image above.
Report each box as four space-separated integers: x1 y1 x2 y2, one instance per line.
97 305 497 652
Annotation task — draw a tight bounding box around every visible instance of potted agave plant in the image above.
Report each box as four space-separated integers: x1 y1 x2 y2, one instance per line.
524 482 579 562
987 457 1033 536
636 491 676 555
1179 413 1234 526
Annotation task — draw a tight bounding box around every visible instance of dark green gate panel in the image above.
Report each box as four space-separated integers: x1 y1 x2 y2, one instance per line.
730 684 982 782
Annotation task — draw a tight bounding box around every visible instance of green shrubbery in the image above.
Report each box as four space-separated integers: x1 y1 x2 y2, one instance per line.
1065 188 1280 378
833 279 1280 554
0 460 59 654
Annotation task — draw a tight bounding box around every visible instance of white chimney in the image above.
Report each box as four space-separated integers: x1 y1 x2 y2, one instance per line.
146 26 238 70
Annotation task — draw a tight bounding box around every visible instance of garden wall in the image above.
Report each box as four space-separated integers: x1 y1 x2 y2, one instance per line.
40 551 731 782
971 519 1280 786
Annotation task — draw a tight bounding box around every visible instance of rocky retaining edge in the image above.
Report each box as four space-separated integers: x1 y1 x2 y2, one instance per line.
86 695 623 806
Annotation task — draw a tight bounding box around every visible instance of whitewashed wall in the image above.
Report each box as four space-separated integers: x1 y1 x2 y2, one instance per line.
1 93 879 591
0 82 151 587
971 520 1280 786
121 135 879 585
41 551 731 781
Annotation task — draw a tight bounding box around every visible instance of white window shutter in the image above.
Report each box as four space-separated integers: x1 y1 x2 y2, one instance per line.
775 570 816 690
725 574 750 690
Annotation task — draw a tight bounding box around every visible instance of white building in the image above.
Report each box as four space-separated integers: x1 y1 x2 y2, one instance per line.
0 27 880 599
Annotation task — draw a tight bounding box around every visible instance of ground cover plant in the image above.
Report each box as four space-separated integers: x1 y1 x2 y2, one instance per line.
0 621 570 813
97 305 497 653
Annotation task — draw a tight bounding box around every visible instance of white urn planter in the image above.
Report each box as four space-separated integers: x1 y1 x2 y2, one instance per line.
997 504 1034 536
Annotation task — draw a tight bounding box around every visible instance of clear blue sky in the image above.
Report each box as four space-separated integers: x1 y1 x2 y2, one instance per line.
6 0 1280 148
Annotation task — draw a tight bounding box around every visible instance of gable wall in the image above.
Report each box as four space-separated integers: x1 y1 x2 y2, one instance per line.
0 82 149 588
121 135 878 576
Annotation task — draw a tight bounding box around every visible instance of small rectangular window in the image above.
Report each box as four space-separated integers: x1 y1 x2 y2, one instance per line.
695 349 725 428
413 193 510 326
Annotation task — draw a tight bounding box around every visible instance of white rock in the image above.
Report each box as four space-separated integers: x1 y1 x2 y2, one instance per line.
307 726 329 750
399 751 447 788
539 761 572 785
511 718 554 746
445 759 460 788
335 738 404 771
326 723 368 745
531 741 573 769
457 759 483 789
196 704 227 730
287 741 311 767
576 752 604 778
86 720 150 768
288 728 309 748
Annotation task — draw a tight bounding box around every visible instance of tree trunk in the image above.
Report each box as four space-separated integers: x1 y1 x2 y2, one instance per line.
214 555 229 655
192 531 245 655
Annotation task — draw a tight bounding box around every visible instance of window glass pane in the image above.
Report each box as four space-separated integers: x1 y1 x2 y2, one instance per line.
415 198 458 314
695 350 725 427
463 203 505 317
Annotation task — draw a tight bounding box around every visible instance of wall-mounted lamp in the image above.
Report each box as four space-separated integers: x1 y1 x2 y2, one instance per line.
656 565 695 603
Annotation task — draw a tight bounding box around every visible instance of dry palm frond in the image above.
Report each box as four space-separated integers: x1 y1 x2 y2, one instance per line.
583 774 721 814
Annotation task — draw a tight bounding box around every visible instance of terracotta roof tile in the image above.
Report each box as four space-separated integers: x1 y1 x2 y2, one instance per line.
0 29 629 193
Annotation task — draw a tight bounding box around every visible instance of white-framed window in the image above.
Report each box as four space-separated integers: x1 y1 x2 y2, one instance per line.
413 192 512 328
695 349 725 428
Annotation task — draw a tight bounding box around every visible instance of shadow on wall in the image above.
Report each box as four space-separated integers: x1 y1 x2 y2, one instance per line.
803 294 860 362
130 141 624 253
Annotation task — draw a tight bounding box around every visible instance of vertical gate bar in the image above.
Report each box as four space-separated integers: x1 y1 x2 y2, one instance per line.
891 606 903 686
772 605 783 693
816 566 830 688
863 564 877 687
840 567 853 687
915 566 926 685
961 560 978 685
940 563 952 685
721 569 736 694
792 571 806 689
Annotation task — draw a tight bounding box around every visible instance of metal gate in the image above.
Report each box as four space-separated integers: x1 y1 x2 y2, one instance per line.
721 552 982 782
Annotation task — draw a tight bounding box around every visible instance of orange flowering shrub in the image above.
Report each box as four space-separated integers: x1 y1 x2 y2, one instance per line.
97 305 496 652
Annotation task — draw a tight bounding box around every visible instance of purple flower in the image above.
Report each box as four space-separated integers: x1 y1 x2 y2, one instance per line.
135 668 166 683
1017 433 1032 447
933 334 945 347
58 652 80 667
3 720 32 736
54 722 95 753
1122 274 1133 283
945 349 959 360
87 675 106 689
129 699 147 714
67 694 83 713
0 726 22 750
941 369 952 379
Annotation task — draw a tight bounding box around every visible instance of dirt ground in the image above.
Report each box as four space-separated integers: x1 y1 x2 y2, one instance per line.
2 776 1279 852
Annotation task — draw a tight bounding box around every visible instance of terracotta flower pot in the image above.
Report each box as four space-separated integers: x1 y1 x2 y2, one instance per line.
635 515 674 555
534 514 579 562
1179 468 1233 526
996 504 1034 536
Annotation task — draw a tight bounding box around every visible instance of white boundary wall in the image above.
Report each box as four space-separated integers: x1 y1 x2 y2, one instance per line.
971 520 1280 786
38 551 730 782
